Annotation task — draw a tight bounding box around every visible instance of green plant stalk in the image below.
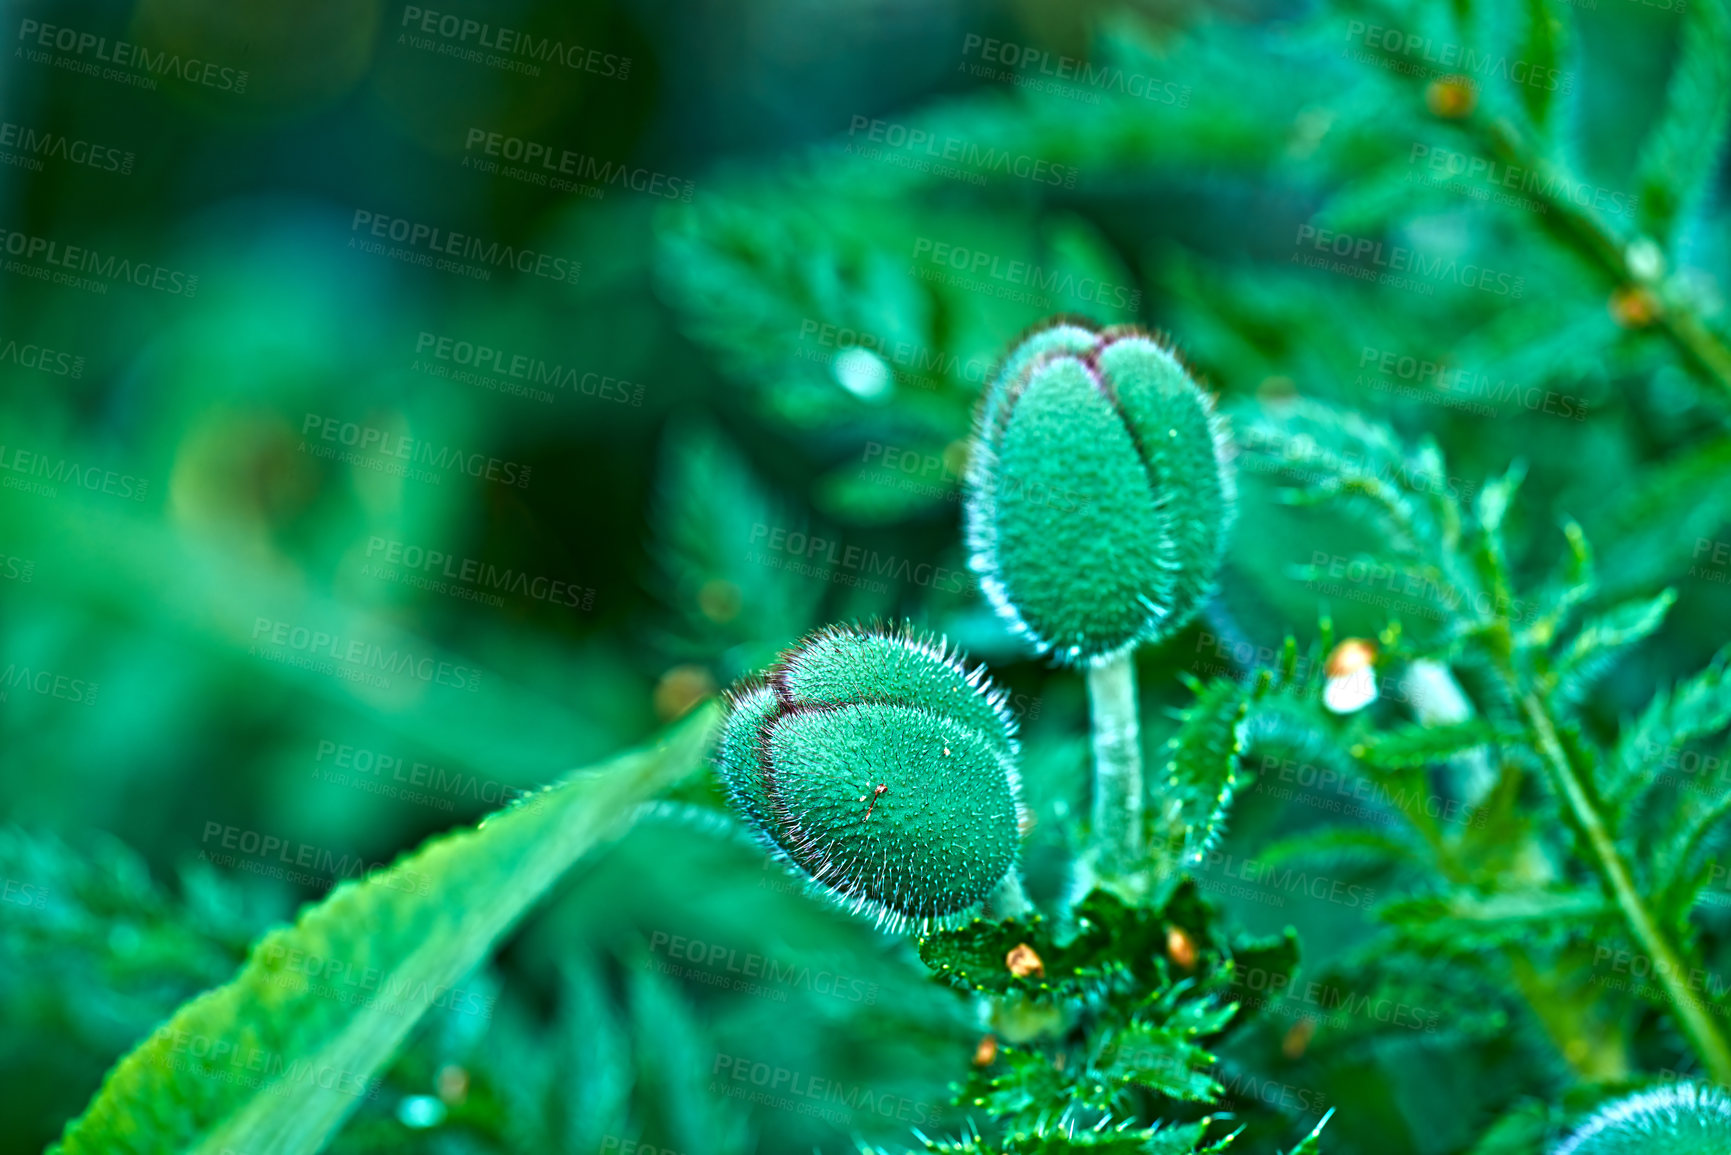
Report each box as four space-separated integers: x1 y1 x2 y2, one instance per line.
989 871 1033 918
1402 662 1635 1080
1475 122 1731 401
1514 684 1731 1085
1087 651 1146 896
1352 0 1731 401
1386 735 1631 1080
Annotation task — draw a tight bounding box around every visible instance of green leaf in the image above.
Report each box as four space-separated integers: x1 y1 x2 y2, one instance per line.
919 884 1260 1016
956 1044 1077 1130
1548 589 1677 706
651 420 823 672
1379 887 1611 950
883 1116 1227 1154
1634 0 1731 245
1159 679 1252 868
1653 771 1731 921
1521 518 1597 649
1610 644 1731 807
1255 826 1425 874
1351 720 1504 770
1235 400 1451 561
1512 0 1572 134
50 704 721 1155
1096 1021 1225 1105
1472 462 1525 616
918 910 1062 998
1284 1110 1334 1155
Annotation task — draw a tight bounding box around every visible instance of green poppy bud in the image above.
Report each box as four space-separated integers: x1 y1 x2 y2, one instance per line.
715 623 1024 932
964 319 1234 665
1555 1084 1731 1154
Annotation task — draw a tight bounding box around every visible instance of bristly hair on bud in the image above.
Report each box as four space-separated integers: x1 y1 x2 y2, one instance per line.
1554 1083 1731 1154
713 622 1026 934
963 317 1235 667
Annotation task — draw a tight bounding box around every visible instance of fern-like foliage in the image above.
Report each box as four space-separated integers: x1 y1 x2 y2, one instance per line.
1214 392 1731 1096
910 884 1320 1153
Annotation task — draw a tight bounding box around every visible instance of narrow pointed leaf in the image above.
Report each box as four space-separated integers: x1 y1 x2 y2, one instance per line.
1634 0 1731 244
50 704 721 1155
1550 590 1677 706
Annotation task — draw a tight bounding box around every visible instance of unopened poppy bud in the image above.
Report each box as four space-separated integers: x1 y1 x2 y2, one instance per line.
715 623 1024 932
1554 1084 1731 1154
964 319 1234 666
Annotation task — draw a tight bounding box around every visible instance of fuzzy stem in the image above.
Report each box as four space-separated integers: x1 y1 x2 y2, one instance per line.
1087 651 1146 896
1514 685 1731 1086
988 871 1033 919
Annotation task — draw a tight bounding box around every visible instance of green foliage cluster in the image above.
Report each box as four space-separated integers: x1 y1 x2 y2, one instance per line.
9 0 1731 1152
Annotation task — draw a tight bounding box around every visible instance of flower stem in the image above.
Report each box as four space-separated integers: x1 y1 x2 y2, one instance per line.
1514 684 1731 1085
988 871 1033 919
1474 118 1731 397
1087 650 1146 896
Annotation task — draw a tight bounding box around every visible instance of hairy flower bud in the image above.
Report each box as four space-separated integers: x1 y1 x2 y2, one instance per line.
964 319 1234 666
715 623 1024 931
1555 1084 1731 1154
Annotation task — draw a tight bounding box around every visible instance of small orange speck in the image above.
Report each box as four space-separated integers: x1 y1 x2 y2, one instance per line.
653 665 716 720
1610 285 1660 329
1425 75 1476 119
1006 942 1045 977
1283 1017 1317 1059
436 1064 469 1103
1325 638 1378 678
1166 926 1198 970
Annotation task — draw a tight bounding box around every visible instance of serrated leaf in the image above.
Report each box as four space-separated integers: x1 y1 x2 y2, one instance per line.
651 420 822 670
1634 0 1731 244
1653 772 1731 921
50 704 720 1155
918 912 1063 997
1521 518 1597 648
920 884 1256 1014
1549 589 1677 705
1475 462 1525 536
1351 720 1503 770
1513 0 1572 134
1160 680 1251 868
1097 1021 1224 1105
959 1044 1076 1127
1379 887 1610 949
1235 400 1451 561
897 1117 1224 1155
1065 888 1200 992
1610 644 1731 808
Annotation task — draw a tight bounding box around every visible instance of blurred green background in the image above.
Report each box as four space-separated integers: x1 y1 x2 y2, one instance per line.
4 0 1729 1151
